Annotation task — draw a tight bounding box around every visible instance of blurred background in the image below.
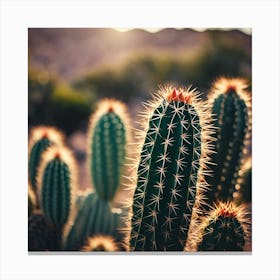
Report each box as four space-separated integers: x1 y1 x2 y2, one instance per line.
28 27 252 195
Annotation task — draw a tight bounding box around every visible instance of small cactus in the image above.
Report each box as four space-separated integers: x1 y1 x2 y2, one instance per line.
129 85 214 251
82 235 119 252
87 99 130 201
206 77 251 204
37 146 77 230
64 193 125 251
28 126 64 198
196 201 250 251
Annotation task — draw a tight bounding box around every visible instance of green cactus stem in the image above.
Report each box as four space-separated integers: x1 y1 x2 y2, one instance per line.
197 201 250 251
28 126 64 201
37 146 76 231
206 77 251 204
129 86 213 251
87 99 129 201
64 193 125 251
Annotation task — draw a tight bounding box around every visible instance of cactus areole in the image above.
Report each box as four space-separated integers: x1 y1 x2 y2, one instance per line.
130 87 204 251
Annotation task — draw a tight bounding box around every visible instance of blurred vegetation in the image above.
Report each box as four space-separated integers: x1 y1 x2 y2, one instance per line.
29 30 251 135
73 31 251 102
28 69 96 135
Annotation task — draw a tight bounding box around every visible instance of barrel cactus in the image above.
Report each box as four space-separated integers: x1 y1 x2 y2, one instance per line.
37 146 77 232
64 193 126 251
129 85 214 251
28 126 64 198
196 201 250 251
206 77 251 204
87 99 130 201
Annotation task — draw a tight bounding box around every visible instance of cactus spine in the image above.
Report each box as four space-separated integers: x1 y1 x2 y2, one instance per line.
64 193 125 251
87 99 129 201
129 85 213 251
197 201 250 251
29 126 64 195
37 146 76 229
206 77 251 203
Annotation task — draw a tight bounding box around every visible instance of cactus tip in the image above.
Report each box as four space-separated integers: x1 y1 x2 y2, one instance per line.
41 131 48 139
219 207 237 218
167 88 192 104
108 106 114 113
226 84 237 92
54 151 61 159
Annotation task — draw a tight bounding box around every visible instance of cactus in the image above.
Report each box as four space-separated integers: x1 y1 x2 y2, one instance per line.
28 212 61 251
82 235 119 252
28 126 64 196
64 193 126 251
37 146 77 231
87 99 130 201
196 201 250 251
206 77 251 204
234 158 252 204
129 85 214 251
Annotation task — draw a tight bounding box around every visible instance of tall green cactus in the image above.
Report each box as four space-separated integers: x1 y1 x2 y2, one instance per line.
197 201 250 251
28 126 64 196
206 77 251 203
38 146 76 230
87 99 129 201
64 193 126 251
129 86 213 251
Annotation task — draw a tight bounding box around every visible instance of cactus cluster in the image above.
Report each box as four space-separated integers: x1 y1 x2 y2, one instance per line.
28 78 252 252
28 127 77 251
60 99 130 251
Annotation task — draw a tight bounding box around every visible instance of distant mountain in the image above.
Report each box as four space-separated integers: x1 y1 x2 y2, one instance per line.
28 28 251 81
